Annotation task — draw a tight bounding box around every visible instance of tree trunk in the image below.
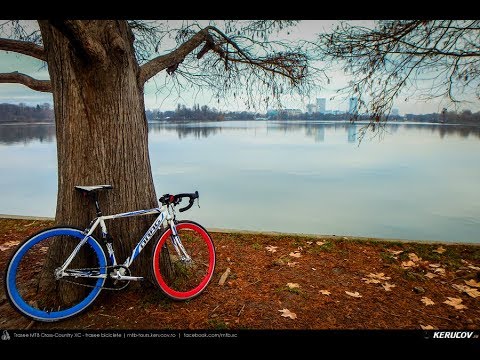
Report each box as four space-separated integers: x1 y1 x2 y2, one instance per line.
38 21 158 296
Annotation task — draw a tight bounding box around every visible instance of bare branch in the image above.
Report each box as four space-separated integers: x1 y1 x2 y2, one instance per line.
139 28 209 84
48 20 106 62
0 71 51 92
0 37 46 61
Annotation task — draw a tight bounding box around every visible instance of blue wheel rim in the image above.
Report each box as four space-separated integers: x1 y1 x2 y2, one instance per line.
6 228 106 321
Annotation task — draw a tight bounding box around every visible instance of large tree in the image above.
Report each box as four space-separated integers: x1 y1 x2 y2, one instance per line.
316 20 480 129
0 20 313 289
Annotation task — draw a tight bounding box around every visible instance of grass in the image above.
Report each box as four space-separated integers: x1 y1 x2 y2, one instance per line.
207 318 228 330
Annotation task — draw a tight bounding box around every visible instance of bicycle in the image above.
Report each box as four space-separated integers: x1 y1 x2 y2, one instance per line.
5 185 216 322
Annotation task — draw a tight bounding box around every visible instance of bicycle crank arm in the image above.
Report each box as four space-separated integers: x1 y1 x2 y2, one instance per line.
111 274 144 281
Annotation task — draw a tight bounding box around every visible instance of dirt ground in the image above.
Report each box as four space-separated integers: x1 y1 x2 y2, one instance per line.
1 218 479 331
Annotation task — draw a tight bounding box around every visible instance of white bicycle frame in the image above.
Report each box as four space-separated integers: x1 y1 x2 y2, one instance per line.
57 204 191 280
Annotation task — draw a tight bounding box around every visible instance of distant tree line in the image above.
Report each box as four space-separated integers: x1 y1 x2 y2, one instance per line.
0 103 54 123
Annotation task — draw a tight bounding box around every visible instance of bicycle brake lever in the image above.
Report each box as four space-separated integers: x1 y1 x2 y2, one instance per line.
197 197 200 208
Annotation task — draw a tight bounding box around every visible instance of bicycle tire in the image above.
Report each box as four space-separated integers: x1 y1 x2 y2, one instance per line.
5 226 107 322
152 220 215 301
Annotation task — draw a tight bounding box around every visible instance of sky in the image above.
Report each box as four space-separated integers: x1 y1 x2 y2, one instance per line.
0 20 478 115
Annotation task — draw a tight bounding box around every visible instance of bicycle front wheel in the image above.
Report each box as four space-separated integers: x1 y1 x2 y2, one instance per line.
152 221 215 300
5 227 107 322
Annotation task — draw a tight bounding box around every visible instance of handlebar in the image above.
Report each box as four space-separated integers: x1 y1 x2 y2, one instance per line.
159 191 199 212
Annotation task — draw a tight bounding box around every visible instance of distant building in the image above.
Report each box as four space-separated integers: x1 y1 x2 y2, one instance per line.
307 104 316 114
284 109 302 116
349 97 358 114
316 98 326 113
391 108 399 116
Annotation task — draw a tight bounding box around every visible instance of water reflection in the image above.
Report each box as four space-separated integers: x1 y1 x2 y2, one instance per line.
2 121 480 145
0 124 55 145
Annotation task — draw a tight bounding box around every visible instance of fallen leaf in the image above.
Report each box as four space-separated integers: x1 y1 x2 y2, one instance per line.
316 241 325 246
420 325 437 330
408 253 421 262
286 283 300 289
127 306 134 310
0 240 20 251
218 267 231 286
265 245 278 253
381 282 396 292
278 308 297 319
433 246 446 254
429 263 441 268
433 268 446 276
311 267 316 271
343 237 348 240
425 272 437 279
289 252 301 258
361 278 381 284
453 284 480 298
464 279 480 288
402 260 416 268
345 291 362 298
468 265 480 271
387 249 403 255
287 262 298 267
366 272 391 281
297 246 303 251
306 241 313 245
421 297 435 306
444 297 467 310
319 290 331 296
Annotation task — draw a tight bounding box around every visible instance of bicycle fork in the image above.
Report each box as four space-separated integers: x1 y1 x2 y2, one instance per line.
169 221 192 262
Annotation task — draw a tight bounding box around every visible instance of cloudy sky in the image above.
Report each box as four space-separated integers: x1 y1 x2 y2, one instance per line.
0 20 477 115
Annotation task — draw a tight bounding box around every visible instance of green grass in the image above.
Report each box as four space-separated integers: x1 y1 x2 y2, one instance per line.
252 242 262 250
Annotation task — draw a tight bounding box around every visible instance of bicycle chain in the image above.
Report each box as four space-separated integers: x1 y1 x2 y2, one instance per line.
58 265 131 291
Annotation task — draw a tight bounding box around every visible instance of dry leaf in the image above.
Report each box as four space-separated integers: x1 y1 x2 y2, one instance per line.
312 267 317 271
316 241 325 246
287 262 298 267
433 268 446 276
429 263 441 268
387 249 403 255
453 284 480 298
408 253 420 262
345 291 362 298
265 245 278 253
468 265 480 271
402 260 416 268
297 246 303 251
289 252 301 258
420 325 437 330
278 308 297 319
381 282 396 292
444 297 467 310
0 240 20 251
319 290 331 296
421 297 435 306
433 246 446 254
218 268 231 286
306 241 313 245
362 278 381 284
464 279 480 288
425 272 437 279
366 272 391 281
286 283 300 289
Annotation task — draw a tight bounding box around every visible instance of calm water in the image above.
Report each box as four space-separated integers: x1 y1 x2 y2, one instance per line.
1 120 480 243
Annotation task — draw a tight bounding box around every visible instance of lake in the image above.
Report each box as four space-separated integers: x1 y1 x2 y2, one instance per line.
1 120 480 243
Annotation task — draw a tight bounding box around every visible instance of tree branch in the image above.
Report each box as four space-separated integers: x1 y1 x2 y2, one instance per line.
0 71 51 92
48 20 106 63
139 28 210 84
0 37 46 61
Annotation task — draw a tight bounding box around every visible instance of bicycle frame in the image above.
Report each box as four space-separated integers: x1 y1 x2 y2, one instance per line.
57 204 188 279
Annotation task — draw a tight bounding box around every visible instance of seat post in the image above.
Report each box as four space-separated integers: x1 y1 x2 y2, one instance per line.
92 192 102 216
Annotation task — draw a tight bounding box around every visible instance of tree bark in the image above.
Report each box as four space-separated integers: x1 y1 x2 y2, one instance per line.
38 20 158 294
